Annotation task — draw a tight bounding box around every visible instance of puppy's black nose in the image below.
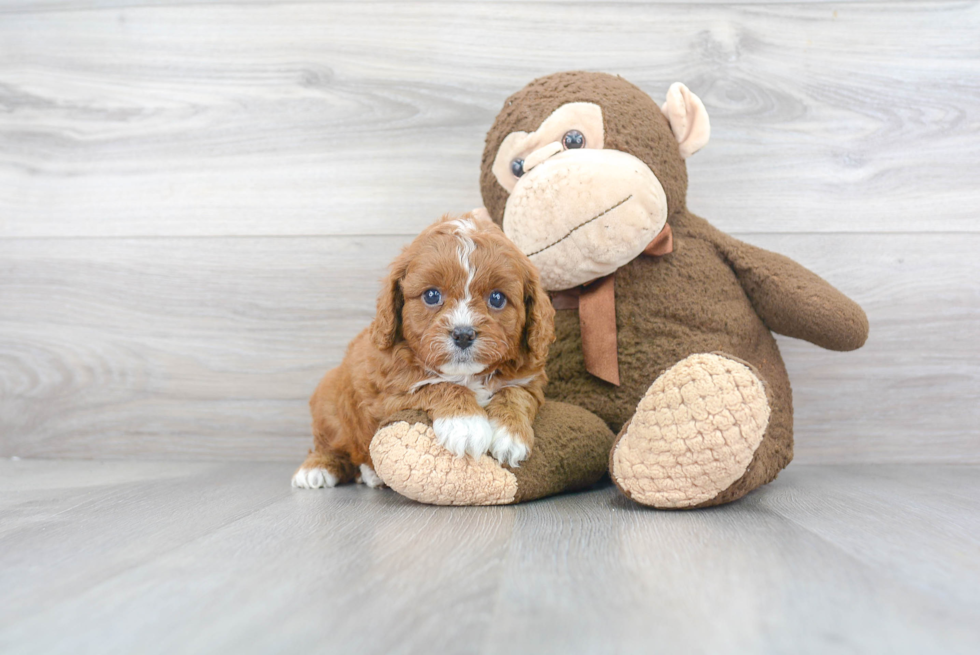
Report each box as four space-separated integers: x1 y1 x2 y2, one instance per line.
451 326 476 350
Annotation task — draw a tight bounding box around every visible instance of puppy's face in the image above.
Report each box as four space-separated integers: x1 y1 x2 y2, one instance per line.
372 214 554 377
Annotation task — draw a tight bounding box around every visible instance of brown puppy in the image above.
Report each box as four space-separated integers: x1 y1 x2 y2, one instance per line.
292 212 555 489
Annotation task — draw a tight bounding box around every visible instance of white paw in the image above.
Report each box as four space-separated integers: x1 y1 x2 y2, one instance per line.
291 467 338 489
358 464 385 488
489 421 530 467
432 415 494 458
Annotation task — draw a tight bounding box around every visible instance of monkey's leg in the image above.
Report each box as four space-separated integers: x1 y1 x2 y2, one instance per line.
369 402 614 506
610 352 791 508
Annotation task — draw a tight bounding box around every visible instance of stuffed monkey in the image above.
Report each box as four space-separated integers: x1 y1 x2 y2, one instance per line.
372 72 868 508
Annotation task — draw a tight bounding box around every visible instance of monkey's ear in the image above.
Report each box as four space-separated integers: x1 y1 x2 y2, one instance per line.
660 83 710 159
470 207 492 223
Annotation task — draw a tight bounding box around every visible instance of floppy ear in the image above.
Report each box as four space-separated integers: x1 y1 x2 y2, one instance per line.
660 82 710 159
371 256 408 350
521 260 556 370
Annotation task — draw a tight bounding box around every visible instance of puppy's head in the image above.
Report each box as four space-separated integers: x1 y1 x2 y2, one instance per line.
372 212 555 376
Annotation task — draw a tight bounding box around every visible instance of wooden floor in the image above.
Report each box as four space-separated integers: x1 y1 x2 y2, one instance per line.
1 460 978 655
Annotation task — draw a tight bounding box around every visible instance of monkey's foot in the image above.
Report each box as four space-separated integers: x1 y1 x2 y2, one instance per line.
610 353 771 508
370 417 518 506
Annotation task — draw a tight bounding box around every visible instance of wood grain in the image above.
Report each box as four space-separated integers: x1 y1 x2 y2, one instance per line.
1 232 976 463
1 460 978 654
1 1 976 463
487 467 980 655
765 465 980 607
0 2 978 237
0 235 404 460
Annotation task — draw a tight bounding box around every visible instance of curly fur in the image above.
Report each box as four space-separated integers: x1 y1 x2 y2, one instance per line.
295 212 555 485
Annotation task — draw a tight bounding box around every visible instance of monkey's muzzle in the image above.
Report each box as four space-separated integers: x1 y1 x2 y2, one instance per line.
503 148 668 291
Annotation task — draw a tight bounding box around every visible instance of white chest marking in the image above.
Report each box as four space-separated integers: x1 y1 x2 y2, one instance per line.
411 372 537 408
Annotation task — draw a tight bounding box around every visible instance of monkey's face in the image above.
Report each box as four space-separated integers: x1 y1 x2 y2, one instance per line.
484 76 709 291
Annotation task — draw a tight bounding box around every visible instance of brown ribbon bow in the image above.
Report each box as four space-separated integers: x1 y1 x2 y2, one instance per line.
549 223 673 386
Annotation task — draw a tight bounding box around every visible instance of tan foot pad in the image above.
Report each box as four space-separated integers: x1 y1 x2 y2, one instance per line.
370 421 518 506
611 353 771 508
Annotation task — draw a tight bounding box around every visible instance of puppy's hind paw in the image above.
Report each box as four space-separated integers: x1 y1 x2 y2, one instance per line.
291 467 339 489
358 464 386 488
432 415 494 459
489 422 530 467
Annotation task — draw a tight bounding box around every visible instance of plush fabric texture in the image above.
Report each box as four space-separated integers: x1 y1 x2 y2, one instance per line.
491 101 605 193
371 410 519 505
610 353 770 508
371 403 615 505
477 71 869 508
501 147 669 290
660 82 711 159
481 72 691 234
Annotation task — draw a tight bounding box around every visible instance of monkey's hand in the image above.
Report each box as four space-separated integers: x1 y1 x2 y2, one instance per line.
719 236 869 351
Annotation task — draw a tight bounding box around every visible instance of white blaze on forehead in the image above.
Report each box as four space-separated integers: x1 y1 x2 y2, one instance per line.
447 218 478 326
449 218 475 233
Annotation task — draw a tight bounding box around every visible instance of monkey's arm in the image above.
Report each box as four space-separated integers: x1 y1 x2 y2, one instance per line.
716 235 869 351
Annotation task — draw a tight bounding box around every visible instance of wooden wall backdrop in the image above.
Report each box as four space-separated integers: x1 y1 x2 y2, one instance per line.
1 1 978 463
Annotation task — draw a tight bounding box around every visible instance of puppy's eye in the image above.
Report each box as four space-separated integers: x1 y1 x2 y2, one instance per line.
511 159 524 178
488 290 506 310
422 288 443 307
562 130 585 149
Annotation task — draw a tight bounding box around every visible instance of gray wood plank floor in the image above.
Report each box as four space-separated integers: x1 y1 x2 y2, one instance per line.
1 459 978 655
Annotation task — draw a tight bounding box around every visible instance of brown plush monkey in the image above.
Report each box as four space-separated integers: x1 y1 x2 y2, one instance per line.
372 72 868 508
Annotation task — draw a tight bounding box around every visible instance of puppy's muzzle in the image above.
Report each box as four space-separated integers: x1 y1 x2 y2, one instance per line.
451 326 476 350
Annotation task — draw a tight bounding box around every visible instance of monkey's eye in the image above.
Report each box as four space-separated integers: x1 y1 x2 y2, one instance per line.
488 290 507 310
422 288 443 307
562 130 585 149
511 159 525 178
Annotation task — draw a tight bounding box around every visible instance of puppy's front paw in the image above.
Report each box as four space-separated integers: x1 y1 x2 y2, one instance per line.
432 415 493 459
489 421 531 467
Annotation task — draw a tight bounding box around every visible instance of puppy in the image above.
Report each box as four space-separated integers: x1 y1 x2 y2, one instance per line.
292 212 555 489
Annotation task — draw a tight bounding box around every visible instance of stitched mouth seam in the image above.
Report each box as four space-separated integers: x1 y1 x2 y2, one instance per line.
525 195 633 257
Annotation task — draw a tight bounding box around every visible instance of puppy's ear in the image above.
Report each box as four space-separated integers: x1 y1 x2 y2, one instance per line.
371 255 408 350
521 260 556 369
